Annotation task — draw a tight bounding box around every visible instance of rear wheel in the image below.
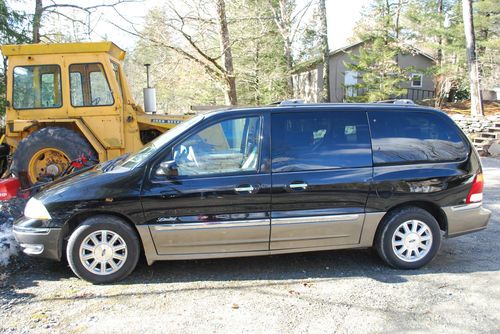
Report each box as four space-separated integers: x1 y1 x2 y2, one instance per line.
11 127 96 184
66 215 140 284
375 207 441 269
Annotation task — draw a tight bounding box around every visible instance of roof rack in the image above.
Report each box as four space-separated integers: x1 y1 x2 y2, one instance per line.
278 99 305 106
375 99 416 105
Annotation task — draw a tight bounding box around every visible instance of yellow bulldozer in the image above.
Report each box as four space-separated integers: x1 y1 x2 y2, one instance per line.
0 41 191 187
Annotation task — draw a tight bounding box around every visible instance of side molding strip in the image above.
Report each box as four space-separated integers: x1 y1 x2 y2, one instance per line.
152 219 270 231
272 214 360 225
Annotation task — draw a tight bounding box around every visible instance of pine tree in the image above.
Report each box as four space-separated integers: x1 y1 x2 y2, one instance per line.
0 0 30 115
346 0 408 102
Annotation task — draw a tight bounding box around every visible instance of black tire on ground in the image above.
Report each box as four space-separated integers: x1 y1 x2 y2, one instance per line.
11 127 96 184
375 207 442 269
0 143 10 176
66 215 140 284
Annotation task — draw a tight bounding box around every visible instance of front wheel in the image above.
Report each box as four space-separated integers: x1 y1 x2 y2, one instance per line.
375 207 442 269
66 215 140 284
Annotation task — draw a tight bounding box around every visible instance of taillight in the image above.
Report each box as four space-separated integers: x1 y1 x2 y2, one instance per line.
466 173 484 203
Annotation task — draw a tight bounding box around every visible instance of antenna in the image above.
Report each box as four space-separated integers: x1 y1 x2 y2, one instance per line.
144 63 151 88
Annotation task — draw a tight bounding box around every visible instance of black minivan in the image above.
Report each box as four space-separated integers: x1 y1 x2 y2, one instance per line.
14 103 491 283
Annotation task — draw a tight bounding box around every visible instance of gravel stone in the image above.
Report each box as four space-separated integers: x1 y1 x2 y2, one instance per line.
0 158 499 333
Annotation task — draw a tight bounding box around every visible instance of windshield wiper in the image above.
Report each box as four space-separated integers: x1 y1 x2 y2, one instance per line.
102 153 130 172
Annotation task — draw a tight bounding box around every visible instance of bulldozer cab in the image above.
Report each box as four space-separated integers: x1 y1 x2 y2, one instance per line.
0 42 190 185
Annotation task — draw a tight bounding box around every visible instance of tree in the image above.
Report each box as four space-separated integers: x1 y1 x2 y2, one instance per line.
114 0 246 107
474 0 500 93
215 0 237 105
0 0 31 115
346 0 409 102
267 0 313 97
462 0 483 116
31 0 136 43
228 0 288 105
318 0 329 102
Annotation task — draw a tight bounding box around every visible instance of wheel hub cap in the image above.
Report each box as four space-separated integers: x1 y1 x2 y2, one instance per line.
79 230 128 276
392 220 433 262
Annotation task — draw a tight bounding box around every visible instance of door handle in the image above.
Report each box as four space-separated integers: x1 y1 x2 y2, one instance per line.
289 182 308 190
235 185 254 193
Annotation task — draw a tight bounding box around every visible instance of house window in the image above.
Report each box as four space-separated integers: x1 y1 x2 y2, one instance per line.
411 73 423 88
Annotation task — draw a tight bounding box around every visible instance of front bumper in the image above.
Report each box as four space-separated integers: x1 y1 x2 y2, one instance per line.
443 203 491 238
13 217 62 261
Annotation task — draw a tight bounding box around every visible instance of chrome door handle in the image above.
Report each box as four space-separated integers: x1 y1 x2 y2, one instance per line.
289 183 308 190
235 185 254 193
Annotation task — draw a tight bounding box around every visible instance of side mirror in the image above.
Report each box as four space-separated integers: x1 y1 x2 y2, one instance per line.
155 160 179 178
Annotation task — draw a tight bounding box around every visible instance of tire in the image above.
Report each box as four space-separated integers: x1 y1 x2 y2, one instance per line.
375 207 442 269
11 127 96 185
66 215 140 284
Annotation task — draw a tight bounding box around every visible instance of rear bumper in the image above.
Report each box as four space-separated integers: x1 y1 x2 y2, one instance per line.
443 203 491 238
13 217 62 261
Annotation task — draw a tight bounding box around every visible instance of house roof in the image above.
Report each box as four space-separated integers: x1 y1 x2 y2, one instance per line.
329 40 436 62
293 40 435 74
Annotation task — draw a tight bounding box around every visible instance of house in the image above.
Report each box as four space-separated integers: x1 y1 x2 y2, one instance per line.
293 41 436 103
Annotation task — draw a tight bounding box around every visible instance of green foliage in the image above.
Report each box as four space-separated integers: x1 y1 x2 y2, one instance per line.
474 0 499 90
126 0 290 112
228 0 288 105
345 0 409 102
0 0 31 116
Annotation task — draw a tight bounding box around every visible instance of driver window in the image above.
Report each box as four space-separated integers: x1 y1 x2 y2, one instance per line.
172 116 261 176
69 63 114 107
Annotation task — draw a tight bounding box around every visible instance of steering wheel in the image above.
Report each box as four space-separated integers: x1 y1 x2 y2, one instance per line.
91 97 101 106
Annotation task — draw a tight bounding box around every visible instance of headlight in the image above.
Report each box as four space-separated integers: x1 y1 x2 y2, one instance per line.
24 198 52 220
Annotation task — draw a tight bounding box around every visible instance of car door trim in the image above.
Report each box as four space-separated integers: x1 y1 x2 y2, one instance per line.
271 214 360 225
151 219 270 231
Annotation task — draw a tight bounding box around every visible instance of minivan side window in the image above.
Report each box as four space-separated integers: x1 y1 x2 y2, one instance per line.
271 111 372 172
368 111 468 165
171 116 262 176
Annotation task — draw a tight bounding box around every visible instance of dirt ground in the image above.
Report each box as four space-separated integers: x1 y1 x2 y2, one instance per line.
1 158 499 334
420 100 500 116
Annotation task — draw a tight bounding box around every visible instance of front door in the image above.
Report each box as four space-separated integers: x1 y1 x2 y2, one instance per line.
141 113 271 255
270 109 373 250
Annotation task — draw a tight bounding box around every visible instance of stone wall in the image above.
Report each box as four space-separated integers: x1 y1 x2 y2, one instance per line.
449 114 498 135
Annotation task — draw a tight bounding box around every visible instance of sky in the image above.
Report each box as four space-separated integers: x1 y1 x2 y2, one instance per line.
7 0 371 52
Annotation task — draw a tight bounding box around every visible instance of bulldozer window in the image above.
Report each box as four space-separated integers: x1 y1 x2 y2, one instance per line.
13 65 62 109
69 63 114 107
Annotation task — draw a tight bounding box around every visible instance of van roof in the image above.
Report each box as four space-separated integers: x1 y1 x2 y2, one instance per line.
206 102 435 114
0 42 126 60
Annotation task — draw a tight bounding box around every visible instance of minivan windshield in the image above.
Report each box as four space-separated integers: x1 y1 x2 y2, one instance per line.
120 114 205 169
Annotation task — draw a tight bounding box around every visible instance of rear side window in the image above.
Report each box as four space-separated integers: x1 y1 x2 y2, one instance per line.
368 111 468 165
271 111 372 172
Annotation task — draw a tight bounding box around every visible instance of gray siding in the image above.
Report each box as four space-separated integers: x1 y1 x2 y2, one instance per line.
293 42 436 103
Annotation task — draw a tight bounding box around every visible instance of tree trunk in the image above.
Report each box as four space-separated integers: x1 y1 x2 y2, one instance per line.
215 0 237 106
462 0 484 116
268 0 294 98
434 0 446 107
318 0 330 102
33 0 43 43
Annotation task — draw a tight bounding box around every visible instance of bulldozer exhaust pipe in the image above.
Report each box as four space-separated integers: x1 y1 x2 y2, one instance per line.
143 63 157 114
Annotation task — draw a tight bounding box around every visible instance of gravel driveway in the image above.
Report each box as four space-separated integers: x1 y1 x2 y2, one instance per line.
1 158 499 334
